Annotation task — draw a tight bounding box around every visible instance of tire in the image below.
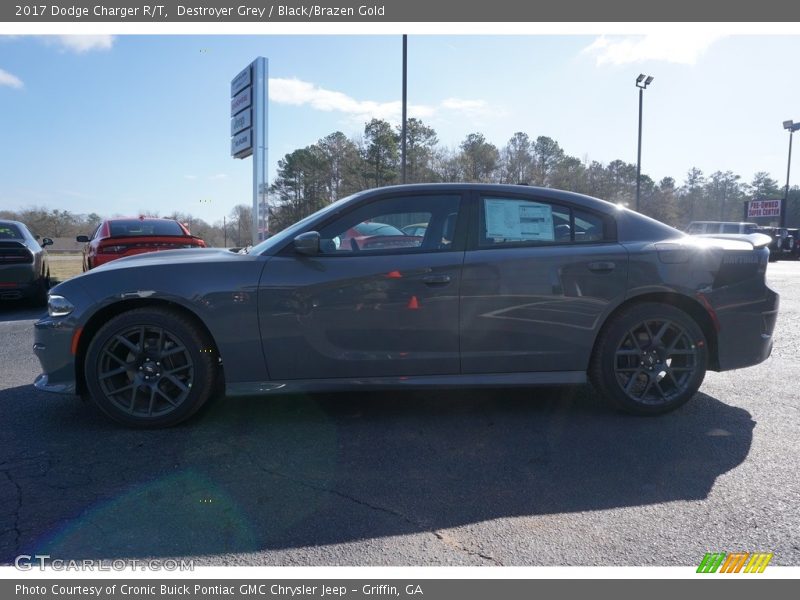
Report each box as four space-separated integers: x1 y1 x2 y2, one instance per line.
84 307 218 428
589 302 708 415
33 269 50 307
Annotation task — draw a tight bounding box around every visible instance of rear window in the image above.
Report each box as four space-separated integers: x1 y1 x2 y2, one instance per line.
109 220 185 237
686 223 704 234
0 224 23 240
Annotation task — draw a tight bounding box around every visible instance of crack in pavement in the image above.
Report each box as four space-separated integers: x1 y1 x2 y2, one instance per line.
254 465 503 565
1 470 22 555
429 529 502 565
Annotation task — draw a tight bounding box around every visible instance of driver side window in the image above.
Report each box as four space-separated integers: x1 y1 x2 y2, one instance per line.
317 194 461 255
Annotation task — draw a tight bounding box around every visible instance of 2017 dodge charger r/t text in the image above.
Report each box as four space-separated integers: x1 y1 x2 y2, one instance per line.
32 184 779 427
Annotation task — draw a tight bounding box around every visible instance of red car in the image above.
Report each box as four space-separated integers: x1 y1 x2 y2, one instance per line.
337 221 423 251
77 217 206 271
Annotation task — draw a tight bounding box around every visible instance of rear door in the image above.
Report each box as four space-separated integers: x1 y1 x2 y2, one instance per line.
460 192 629 374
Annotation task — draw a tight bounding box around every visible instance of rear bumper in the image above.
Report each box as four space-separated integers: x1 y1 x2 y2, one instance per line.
0 283 37 300
714 286 779 371
0 266 38 299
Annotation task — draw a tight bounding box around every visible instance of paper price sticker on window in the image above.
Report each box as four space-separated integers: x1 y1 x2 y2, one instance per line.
485 198 555 241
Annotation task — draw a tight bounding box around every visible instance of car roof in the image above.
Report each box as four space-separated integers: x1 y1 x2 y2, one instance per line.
105 217 181 222
356 183 621 215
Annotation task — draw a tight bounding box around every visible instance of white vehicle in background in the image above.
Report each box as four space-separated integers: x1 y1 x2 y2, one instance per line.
685 221 760 235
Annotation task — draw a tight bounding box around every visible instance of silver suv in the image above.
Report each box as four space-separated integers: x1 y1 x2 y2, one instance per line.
685 221 759 235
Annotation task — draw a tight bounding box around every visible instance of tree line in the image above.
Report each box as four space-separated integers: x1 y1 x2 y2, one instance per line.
3 118 798 247
0 205 255 249
268 118 800 231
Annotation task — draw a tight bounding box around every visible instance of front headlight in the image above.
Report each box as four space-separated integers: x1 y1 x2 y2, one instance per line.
48 294 75 317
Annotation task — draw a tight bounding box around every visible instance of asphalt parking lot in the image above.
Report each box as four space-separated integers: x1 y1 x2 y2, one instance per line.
1 263 798 567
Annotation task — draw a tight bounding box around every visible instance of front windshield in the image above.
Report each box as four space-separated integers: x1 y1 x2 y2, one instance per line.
247 191 366 255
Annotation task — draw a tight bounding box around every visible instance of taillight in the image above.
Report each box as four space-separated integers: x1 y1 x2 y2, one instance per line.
0 245 33 263
98 244 128 254
0 253 33 264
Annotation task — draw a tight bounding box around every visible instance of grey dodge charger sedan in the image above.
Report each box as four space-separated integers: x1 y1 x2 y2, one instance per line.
33 184 779 427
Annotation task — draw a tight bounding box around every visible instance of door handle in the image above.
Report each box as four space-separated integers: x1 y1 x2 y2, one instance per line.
587 261 616 273
422 274 451 285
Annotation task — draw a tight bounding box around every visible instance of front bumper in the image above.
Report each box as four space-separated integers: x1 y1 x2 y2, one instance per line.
33 316 79 395
714 286 779 372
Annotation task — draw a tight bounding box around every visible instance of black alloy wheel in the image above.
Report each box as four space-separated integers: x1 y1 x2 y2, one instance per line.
590 303 708 415
84 307 217 427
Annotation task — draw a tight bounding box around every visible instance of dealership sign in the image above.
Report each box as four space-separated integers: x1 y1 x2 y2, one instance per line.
230 65 251 96
747 199 781 218
231 109 251 135
230 74 253 158
230 57 268 245
231 129 252 156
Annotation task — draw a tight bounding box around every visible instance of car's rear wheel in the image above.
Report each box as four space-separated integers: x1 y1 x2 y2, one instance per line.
33 268 50 307
590 303 708 415
84 307 217 427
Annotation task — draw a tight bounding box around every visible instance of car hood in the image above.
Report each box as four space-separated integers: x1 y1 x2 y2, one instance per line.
91 247 248 271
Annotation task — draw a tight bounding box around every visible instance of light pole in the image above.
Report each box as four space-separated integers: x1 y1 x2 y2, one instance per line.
782 120 800 228
635 74 654 212
401 34 408 184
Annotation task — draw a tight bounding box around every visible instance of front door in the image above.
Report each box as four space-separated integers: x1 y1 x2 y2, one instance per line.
259 193 466 380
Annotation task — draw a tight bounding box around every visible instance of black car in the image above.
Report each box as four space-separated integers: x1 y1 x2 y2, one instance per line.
756 226 795 261
33 184 779 427
787 229 800 259
0 219 52 304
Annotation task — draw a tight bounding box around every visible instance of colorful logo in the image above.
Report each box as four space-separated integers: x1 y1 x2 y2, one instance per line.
697 552 773 573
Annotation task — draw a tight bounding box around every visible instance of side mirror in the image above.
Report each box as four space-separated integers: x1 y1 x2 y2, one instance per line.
41 237 53 247
76 235 90 243
294 231 320 256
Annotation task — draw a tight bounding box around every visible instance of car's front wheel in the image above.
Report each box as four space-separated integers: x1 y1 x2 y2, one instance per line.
590 303 708 415
84 307 218 427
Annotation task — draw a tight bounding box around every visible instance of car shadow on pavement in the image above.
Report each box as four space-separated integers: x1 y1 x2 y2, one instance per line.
0 302 46 323
0 385 754 563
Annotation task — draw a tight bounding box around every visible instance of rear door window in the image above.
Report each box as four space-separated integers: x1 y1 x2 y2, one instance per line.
478 196 611 247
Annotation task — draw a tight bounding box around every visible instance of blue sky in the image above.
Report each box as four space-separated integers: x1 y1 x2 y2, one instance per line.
1 34 799 224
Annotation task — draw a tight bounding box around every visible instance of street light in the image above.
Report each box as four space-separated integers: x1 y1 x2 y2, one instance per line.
401 34 408 184
782 119 800 228
635 74 654 212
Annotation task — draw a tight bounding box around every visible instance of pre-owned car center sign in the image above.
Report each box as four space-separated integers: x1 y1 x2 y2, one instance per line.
748 200 781 218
